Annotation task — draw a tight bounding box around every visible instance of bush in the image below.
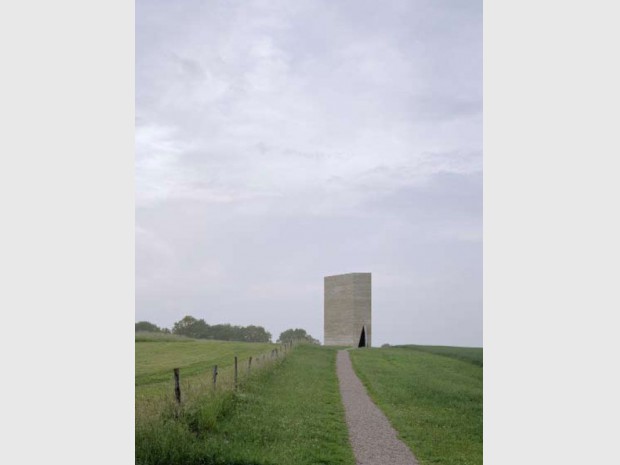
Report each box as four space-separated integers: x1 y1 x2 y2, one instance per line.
136 321 162 333
277 328 319 345
171 315 272 343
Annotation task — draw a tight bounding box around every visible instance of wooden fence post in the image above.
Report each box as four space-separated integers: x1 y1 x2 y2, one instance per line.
213 365 218 390
173 368 181 404
234 356 238 390
248 356 252 374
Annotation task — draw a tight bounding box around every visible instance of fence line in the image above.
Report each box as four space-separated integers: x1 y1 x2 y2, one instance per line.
234 356 238 390
173 368 181 404
158 341 298 420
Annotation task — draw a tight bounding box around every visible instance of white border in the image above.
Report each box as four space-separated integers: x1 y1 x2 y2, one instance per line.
1 1 619 463
0 1 134 463
484 1 620 463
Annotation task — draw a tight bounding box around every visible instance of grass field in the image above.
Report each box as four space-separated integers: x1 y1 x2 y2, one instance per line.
136 342 354 465
395 344 483 367
350 347 482 465
135 331 195 342
136 334 274 386
135 333 276 425
136 335 482 465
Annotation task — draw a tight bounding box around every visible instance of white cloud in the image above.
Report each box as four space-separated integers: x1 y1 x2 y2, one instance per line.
136 0 482 346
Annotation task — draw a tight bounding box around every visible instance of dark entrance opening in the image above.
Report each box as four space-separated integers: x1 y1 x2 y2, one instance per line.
358 326 366 348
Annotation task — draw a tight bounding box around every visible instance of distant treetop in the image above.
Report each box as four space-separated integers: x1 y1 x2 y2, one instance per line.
170 315 272 343
135 321 162 333
277 328 319 345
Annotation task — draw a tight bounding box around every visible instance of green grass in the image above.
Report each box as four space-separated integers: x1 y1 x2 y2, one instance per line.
136 335 274 386
135 331 195 343
135 335 277 428
136 344 355 465
349 347 482 465
396 344 483 367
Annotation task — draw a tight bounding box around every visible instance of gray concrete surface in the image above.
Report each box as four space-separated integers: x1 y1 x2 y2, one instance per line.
324 273 372 347
336 350 418 465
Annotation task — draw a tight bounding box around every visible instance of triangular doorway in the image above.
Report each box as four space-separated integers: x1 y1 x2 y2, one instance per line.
358 326 366 348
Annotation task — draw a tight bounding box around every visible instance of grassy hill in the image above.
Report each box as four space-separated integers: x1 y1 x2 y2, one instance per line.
135 333 276 425
350 347 482 465
135 333 274 386
396 344 483 367
136 343 354 465
136 335 482 465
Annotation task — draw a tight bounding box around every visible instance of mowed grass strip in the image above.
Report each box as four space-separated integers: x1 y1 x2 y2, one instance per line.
137 344 355 465
396 344 483 367
349 347 482 465
202 344 355 465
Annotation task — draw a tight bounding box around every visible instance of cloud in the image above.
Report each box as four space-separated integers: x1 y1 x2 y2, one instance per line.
136 0 482 346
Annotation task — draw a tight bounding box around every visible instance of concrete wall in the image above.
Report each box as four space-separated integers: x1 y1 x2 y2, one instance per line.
324 272 371 347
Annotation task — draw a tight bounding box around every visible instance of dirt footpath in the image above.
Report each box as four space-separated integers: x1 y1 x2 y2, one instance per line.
336 350 419 465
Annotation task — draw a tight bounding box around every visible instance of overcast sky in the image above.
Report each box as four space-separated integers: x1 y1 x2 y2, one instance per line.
136 0 482 347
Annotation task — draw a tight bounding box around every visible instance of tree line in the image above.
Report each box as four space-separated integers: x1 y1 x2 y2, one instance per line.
136 316 319 345
135 315 272 343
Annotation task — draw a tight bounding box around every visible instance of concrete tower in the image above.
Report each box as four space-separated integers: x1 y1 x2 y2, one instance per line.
324 272 371 347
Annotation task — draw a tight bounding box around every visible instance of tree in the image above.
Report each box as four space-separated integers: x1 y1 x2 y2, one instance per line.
242 325 272 343
172 315 210 338
170 315 273 343
135 321 161 332
209 323 234 341
277 328 319 345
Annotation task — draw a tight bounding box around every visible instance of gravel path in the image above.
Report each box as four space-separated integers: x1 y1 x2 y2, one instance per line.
337 350 419 465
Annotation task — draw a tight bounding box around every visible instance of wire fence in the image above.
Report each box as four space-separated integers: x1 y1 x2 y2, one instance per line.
135 340 295 425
